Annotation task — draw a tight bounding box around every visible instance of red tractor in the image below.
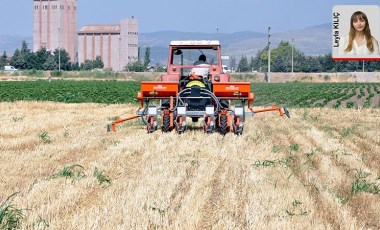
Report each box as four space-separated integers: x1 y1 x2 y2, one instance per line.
108 40 289 135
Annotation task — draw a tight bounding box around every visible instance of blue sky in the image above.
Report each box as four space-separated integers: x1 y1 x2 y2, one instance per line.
0 0 378 36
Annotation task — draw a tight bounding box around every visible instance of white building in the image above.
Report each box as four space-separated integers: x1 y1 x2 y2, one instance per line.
77 18 139 71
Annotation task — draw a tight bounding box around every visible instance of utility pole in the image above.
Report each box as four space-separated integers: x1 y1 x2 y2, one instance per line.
267 26 271 83
58 27 61 72
362 60 365 72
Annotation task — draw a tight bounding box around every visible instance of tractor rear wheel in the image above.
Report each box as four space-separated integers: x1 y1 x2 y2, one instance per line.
220 114 228 135
162 114 170 132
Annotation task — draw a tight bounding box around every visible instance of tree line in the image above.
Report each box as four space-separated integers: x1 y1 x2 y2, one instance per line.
0 41 154 72
0 41 104 71
2 40 379 72
237 41 380 72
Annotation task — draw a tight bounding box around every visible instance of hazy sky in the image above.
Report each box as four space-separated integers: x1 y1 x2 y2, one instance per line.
0 0 379 36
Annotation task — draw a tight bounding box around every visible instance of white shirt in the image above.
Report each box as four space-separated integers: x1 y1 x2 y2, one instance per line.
191 62 210 77
338 35 380 56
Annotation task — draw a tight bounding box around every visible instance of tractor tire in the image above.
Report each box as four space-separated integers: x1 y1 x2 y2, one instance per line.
220 114 228 135
162 114 170 133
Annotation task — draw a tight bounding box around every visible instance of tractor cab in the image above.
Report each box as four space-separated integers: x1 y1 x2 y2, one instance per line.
162 40 230 87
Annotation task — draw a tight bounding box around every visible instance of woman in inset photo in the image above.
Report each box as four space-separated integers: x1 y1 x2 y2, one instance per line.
338 11 380 55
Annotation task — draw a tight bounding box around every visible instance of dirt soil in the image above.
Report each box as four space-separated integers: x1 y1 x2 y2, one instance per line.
1 102 379 229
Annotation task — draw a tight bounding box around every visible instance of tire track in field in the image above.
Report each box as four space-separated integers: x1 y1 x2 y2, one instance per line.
48 135 150 226
308 115 380 176
302 117 380 228
229 163 249 228
197 158 227 229
276 116 380 229
167 159 200 225
256 111 380 229
265 119 346 229
336 129 379 175
249 119 341 228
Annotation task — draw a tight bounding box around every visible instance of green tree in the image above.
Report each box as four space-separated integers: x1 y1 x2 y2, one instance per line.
259 49 269 72
20 41 30 53
237 55 249 72
53 48 71 71
345 60 361 72
303 56 322 72
144 47 151 67
0 51 7 69
333 60 349 72
366 60 380 71
10 49 26 69
248 56 255 72
43 55 57 70
250 50 264 72
19 41 37 69
320 53 334 72
256 40 304 73
273 55 288 72
71 62 80 71
93 55 104 69
80 60 94 70
26 52 39 70
124 60 145 72
35 48 52 70
271 41 292 72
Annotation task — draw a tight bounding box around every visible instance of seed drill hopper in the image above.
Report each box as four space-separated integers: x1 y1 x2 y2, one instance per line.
108 40 289 135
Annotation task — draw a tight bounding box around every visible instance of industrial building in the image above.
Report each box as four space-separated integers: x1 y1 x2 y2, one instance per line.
33 0 139 71
77 18 139 71
33 0 77 62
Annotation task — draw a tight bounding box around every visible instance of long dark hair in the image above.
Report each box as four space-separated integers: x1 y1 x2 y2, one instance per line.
345 11 374 52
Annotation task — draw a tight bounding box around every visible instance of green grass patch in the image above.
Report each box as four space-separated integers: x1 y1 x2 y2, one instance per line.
0 193 24 229
93 167 112 188
350 169 380 195
54 164 86 180
38 132 52 144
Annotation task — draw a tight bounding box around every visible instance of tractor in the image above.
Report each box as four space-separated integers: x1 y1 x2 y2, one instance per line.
108 40 289 135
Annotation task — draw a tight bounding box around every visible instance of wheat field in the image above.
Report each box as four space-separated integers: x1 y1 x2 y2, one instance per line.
0 101 379 229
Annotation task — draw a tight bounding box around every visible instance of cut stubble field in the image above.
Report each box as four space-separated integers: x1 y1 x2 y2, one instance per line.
1 101 379 229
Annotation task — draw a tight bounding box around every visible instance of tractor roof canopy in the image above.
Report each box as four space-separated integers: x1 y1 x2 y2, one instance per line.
170 40 220 46
169 40 221 67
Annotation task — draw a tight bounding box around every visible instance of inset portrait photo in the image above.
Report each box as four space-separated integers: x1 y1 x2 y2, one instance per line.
332 5 380 60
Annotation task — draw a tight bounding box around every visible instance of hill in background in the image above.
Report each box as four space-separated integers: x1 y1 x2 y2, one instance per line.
0 23 331 65
141 23 331 65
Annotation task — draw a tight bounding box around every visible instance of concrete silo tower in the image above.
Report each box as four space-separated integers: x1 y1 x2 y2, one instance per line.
33 0 77 62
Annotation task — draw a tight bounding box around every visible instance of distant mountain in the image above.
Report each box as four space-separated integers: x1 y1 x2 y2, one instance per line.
0 23 331 65
140 30 266 47
224 23 331 56
140 23 331 65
